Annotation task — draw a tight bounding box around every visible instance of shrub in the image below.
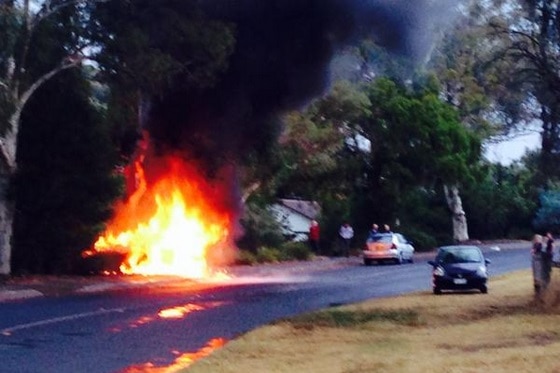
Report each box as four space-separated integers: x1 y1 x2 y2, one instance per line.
236 203 286 253
401 228 439 252
235 250 258 265
256 246 283 263
281 241 312 261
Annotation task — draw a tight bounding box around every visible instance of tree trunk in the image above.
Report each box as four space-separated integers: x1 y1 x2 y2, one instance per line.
444 184 469 242
0 171 14 275
540 104 560 181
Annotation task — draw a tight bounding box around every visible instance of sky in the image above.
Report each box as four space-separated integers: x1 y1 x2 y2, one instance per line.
484 132 541 165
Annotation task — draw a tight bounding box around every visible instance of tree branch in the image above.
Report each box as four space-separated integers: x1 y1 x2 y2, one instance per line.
0 57 85 172
17 56 84 120
33 0 110 28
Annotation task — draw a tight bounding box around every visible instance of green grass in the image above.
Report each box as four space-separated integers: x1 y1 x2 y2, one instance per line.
280 308 421 329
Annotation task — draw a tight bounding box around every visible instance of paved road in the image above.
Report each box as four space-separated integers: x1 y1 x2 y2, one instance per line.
0 243 531 373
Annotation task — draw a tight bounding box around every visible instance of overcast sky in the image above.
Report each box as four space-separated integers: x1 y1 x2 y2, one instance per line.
484 132 540 165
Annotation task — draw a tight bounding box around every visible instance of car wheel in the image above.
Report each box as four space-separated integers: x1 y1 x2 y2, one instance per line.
409 256 414 264
433 287 442 295
480 285 488 294
364 258 373 266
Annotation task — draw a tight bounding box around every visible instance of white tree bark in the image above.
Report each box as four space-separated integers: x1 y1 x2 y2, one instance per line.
0 174 13 275
443 184 469 242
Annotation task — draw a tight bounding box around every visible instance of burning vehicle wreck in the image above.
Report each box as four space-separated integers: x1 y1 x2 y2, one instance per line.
81 134 238 279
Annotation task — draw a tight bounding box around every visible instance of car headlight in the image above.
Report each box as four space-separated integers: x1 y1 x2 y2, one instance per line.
476 266 488 278
433 266 445 277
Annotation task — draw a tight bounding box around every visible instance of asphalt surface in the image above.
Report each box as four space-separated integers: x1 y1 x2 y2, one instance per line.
0 241 530 303
0 241 536 373
0 256 363 302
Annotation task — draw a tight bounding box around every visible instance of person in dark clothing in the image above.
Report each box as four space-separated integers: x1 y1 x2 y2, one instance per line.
367 223 379 240
545 232 554 256
531 234 545 293
543 232 554 283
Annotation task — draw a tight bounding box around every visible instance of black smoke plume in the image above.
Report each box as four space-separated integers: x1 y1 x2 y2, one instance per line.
147 0 458 169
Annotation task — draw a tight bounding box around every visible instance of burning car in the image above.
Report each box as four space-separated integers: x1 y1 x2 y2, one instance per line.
82 138 236 279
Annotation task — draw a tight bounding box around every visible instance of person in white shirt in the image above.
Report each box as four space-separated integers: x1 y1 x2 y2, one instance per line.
339 222 354 257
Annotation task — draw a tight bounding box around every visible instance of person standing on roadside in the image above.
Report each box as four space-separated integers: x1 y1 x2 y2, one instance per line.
532 234 543 254
531 234 547 294
544 232 555 282
339 222 354 257
308 220 320 254
367 223 379 240
545 232 554 257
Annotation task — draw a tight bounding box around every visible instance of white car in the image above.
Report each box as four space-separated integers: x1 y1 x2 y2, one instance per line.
362 233 415 265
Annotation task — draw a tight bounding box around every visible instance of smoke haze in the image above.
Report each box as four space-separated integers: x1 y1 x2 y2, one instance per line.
146 0 461 169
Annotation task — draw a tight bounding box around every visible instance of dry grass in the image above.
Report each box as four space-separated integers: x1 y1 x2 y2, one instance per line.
184 270 560 373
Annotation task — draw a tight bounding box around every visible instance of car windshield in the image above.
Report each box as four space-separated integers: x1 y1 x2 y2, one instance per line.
437 247 482 263
367 234 392 243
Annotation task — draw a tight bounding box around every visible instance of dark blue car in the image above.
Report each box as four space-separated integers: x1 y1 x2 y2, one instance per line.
428 245 491 295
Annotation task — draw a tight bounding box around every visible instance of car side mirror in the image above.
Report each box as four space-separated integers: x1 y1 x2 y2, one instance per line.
485 258 491 265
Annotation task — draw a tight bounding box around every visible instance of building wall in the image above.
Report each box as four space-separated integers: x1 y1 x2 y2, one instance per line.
269 204 311 242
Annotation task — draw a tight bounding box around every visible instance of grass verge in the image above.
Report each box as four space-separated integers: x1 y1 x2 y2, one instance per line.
184 269 560 373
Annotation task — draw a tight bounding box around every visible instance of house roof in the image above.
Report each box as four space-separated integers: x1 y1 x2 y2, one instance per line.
277 199 321 220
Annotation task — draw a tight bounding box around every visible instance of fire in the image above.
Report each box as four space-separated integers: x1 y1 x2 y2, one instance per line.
87 151 234 278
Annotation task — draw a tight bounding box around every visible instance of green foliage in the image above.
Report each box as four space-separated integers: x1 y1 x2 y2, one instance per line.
255 246 282 264
396 189 451 250
0 4 17 128
280 241 312 261
281 308 420 329
91 0 236 160
236 203 286 253
235 242 312 265
533 190 560 234
235 250 258 266
12 69 123 274
267 76 482 250
462 163 537 239
6 7 123 274
402 228 440 252
92 0 235 93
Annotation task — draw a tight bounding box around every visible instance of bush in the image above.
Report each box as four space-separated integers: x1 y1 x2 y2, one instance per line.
401 229 439 252
235 250 258 265
255 246 283 263
281 241 313 261
236 203 286 253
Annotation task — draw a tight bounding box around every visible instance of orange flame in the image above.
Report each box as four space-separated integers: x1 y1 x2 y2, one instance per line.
87 152 234 279
119 338 227 373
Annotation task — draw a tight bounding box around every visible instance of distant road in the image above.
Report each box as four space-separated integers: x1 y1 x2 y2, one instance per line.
0 244 530 373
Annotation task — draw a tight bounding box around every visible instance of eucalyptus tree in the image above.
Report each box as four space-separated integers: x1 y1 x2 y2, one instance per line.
0 0 109 275
482 0 560 181
275 77 480 243
361 77 481 242
423 1 538 241
0 0 235 275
